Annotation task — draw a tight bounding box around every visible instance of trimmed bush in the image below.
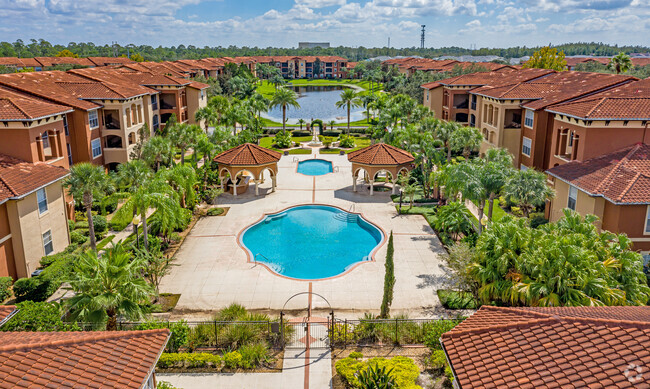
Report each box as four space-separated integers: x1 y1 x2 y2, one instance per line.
336 356 421 389
0 301 79 331
157 353 222 369
92 214 108 233
223 351 243 369
323 130 341 137
349 351 363 360
74 220 89 229
380 232 395 318
0 276 12 302
70 230 87 245
291 130 311 137
206 208 224 216
110 219 129 232
14 251 77 302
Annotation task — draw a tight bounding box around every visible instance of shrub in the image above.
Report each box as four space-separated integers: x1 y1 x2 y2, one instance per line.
529 212 549 228
157 353 222 369
274 131 292 149
436 290 479 310
510 206 524 217
423 319 463 350
349 351 363 360
358 365 397 389
291 130 310 137
0 277 12 302
223 351 243 369
216 303 247 321
110 219 129 232
426 350 448 370
92 214 108 233
1 301 79 331
70 230 87 245
338 134 356 148
76 228 90 237
238 342 269 368
74 220 89 229
380 232 395 319
336 356 421 389
68 219 75 233
206 208 224 216
74 210 87 221
156 381 179 389
12 277 52 302
134 320 190 353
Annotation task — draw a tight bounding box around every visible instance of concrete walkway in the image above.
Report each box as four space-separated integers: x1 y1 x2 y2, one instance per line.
157 347 332 389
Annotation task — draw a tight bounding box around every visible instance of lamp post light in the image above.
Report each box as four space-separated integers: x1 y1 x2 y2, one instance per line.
133 215 141 249
399 188 404 214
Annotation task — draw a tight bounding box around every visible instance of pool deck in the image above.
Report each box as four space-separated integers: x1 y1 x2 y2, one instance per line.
160 150 452 318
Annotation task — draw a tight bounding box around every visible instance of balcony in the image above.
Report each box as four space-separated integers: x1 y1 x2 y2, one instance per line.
452 94 469 110
504 109 522 129
104 110 121 131
102 147 128 165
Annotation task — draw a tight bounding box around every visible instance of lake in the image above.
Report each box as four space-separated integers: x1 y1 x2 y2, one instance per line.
262 85 365 124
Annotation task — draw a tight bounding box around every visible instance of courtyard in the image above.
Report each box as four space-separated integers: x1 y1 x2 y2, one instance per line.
160 150 450 318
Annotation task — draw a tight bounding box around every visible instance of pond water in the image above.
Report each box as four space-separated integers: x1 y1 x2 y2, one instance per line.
262 85 365 124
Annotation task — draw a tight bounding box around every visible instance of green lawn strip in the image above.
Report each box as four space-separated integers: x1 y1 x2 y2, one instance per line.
394 204 437 228
470 198 508 222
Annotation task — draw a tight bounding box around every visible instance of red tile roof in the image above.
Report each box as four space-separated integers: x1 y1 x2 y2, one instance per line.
214 143 282 166
347 143 414 165
546 143 650 205
442 306 650 389
421 68 554 89
0 329 169 389
0 306 16 326
0 87 72 121
0 154 69 203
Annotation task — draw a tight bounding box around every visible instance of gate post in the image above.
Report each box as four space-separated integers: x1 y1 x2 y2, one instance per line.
395 318 399 345
344 319 347 349
330 310 335 351
280 311 285 350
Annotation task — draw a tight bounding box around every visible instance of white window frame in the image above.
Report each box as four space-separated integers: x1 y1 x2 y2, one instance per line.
88 110 99 129
36 188 48 215
524 109 534 128
568 185 578 211
522 137 532 157
91 138 102 159
43 230 53 256
645 205 650 235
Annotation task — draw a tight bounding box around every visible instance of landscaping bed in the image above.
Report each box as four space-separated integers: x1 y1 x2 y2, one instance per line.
151 293 181 313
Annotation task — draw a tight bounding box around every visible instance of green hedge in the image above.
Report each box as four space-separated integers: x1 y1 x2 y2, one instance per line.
0 301 79 331
291 130 311 137
134 320 190 353
335 356 421 389
70 230 87 245
423 319 463 350
0 277 12 302
323 130 342 137
13 252 77 302
157 353 222 369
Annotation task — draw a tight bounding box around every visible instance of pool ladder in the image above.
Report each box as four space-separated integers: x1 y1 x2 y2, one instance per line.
292 157 300 162
333 166 340 173
254 253 271 266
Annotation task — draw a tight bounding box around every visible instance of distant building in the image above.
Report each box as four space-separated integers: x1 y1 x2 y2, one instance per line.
298 42 330 49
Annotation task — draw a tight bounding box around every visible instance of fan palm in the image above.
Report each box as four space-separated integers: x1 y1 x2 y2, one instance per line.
608 52 633 74
168 123 203 165
116 160 152 192
63 163 112 250
335 89 361 135
434 121 457 163
450 125 482 158
66 243 153 330
504 168 555 217
160 164 197 209
270 87 300 134
142 135 172 171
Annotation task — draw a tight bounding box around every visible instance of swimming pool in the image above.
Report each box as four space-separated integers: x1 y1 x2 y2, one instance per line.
240 205 384 280
297 159 333 176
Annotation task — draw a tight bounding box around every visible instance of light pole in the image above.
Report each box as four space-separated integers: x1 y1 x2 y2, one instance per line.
133 215 141 249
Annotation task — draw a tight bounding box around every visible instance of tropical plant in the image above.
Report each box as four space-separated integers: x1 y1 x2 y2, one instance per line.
335 89 361 135
450 126 482 158
63 163 112 250
270 87 300 134
434 202 473 241
608 52 633 74
380 232 395 319
504 168 554 217
357 365 397 389
66 243 154 330
523 46 567 71
168 123 203 165
434 121 457 163
0 301 79 332
116 159 152 192
142 135 173 171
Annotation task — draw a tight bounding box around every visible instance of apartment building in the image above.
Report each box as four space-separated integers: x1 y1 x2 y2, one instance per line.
0 90 73 279
384 57 515 76
0 56 134 72
565 56 650 70
0 71 156 170
546 143 650 254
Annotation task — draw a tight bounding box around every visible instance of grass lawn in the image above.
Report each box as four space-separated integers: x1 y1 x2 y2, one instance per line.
256 79 383 99
394 204 437 228
472 198 508 222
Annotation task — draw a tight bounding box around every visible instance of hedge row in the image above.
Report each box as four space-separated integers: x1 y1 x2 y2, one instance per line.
0 277 12 302
335 356 421 389
157 344 268 370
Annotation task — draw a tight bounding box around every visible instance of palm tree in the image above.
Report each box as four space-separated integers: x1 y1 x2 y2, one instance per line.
270 74 286 90
66 243 153 330
161 164 197 209
434 121 457 163
116 160 151 192
335 89 361 136
504 168 555 217
194 106 218 132
113 176 181 250
270 87 300 134
297 119 306 130
608 52 633 74
168 123 203 165
450 125 482 158
142 135 172 171
63 163 111 250
248 93 270 132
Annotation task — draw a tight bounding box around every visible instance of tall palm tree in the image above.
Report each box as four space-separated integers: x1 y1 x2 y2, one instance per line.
450 125 483 158
504 168 555 217
142 135 172 171
270 87 300 134
116 160 151 192
208 95 231 125
160 164 197 209
335 89 362 136
194 106 218 132
434 121 457 163
63 163 111 250
169 123 203 165
247 93 270 132
608 52 633 74
66 243 153 330
297 119 306 130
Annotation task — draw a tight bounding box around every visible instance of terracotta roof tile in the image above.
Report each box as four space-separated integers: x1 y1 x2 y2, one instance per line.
0 306 16 326
0 329 169 389
0 154 69 203
546 143 650 204
347 143 414 165
214 143 282 166
442 306 650 389
0 87 72 121
422 68 554 89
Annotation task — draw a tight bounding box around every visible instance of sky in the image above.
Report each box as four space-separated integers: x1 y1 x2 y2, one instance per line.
1 0 649 49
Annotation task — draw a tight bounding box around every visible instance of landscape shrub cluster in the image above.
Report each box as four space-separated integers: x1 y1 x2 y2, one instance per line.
336 356 421 388
0 301 79 331
0 276 12 302
13 250 77 302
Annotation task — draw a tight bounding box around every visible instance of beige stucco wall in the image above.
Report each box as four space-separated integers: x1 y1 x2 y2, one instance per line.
424 87 443 118
187 87 208 128
549 179 605 229
6 182 70 278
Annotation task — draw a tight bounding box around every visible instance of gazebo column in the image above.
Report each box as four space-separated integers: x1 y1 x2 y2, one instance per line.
254 179 260 196
392 178 398 194
233 175 237 197
353 175 357 192
271 176 276 192
369 179 374 196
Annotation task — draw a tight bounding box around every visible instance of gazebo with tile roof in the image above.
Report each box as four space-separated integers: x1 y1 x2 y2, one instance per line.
347 143 414 195
214 143 282 196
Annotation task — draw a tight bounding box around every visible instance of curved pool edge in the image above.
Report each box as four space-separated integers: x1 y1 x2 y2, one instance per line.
236 203 387 282
295 158 334 176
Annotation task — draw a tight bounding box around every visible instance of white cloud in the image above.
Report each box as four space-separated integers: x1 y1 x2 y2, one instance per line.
465 19 481 27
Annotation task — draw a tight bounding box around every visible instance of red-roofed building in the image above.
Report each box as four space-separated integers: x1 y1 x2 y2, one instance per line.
442 305 650 388
0 329 170 388
546 143 650 252
0 306 16 325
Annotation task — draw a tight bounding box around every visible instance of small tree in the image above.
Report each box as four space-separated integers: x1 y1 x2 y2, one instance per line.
379 232 395 319
523 46 567 71
134 247 174 297
504 169 555 217
608 52 633 74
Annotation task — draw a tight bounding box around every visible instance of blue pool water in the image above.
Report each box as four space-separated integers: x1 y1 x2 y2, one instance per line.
297 159 333 176
240 205 383 280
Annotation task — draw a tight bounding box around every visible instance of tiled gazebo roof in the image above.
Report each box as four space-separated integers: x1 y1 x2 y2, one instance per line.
347 143 414 166
214 143 282 166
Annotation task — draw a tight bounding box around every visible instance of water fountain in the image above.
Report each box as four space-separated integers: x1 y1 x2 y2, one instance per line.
307 124 323 147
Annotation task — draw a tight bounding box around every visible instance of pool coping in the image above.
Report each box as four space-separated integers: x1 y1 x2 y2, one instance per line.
294 156 334 177
235 203 387 282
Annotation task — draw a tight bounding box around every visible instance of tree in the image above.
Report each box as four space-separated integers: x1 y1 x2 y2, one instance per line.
450 125 482 158
270 74 286 90
379 232 395 319
130 53 145 62
335 89 361 135
523 46 567 71
56 49 78 57
504 168 554 217
161 164 197 209
168 123 203 165
270 87 300 134
134 247 174 297
63 163 112 250
298 118 306 130
433 202 472 241
129 123 151 159
116 159 152 192
608 52 632 74
434 121 456 163
66 243 154 330
443 242 479 298
142 135 172 171
248 92 270 131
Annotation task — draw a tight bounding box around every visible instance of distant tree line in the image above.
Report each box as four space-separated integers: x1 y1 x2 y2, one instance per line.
1 39 648 61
